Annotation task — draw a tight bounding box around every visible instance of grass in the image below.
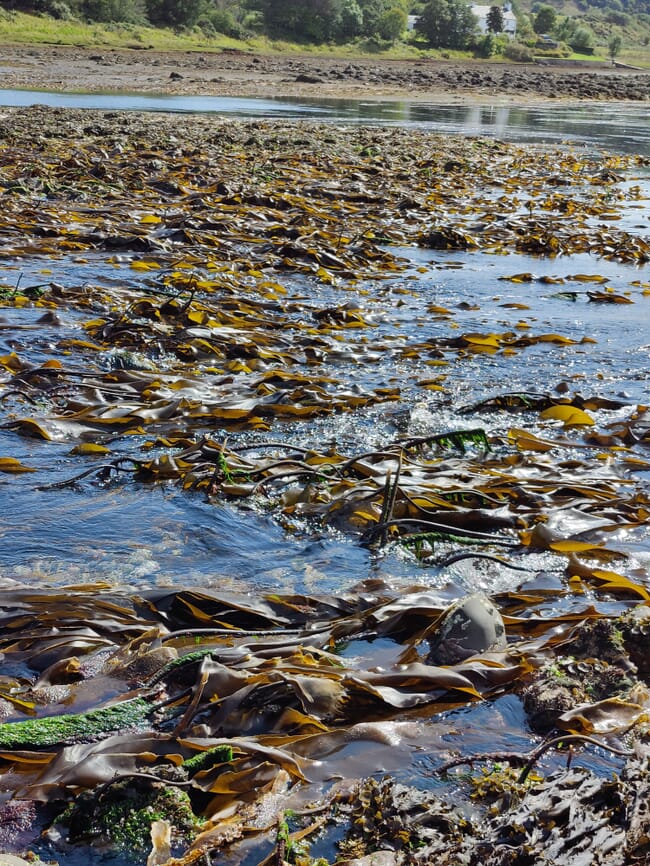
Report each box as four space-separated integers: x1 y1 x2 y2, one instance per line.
0 12 457 60
0 8 648 66
0 10 245 51
616 47 650 67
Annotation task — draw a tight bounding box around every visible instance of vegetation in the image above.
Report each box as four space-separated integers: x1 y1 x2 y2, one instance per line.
0 0 648 60
0 0 411 44
486 3 504 30
533 2 557 32
609 31 623 57
524 0 650 62
415 0 478 47
63 780 200 854
0 52 648 858
0 697 152 748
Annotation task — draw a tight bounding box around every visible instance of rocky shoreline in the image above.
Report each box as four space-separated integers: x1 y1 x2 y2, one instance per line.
0 43 649 103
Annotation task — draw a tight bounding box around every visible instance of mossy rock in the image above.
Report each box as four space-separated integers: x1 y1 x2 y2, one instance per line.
63 777 200 857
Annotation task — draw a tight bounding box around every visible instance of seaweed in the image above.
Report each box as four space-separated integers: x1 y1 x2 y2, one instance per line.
0 697 152 749
182 745 234 775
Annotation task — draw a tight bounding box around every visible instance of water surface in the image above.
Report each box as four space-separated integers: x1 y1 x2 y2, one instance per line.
1 89 649 155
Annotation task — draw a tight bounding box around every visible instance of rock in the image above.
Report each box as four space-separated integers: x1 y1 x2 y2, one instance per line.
338 852 399 866
427 593 506 665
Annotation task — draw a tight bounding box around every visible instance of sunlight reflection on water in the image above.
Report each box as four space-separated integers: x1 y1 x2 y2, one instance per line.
1 237 649 589
1 89 649 155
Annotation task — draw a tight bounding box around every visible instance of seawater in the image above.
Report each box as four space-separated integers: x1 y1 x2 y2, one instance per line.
0 89 649 155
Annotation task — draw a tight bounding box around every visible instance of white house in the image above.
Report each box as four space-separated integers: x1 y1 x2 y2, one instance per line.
471 3 517 36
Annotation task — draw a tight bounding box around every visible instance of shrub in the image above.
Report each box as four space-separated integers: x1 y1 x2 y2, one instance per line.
474 32 496 55
569 25 595 52
200 7 243 37
606 10 630 25
83 0 147 23
503 40 534 60
34 0 77 18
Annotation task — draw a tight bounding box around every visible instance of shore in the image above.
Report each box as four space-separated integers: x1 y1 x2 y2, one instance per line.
0 43 649 103
0 40 649 865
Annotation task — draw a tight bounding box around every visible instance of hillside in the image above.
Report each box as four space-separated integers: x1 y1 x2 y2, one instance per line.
513 0 650 62
0 0 648 65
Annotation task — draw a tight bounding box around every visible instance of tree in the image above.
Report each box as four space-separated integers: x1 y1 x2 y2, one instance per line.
486 4 503 32
608 33 622 61
82 0 146 22
416 0 477 48
533 3 556 33
554 16 594 51
145 0 204 26
248 0 363 41
376 5 407 40
569 24 594 52
357 0 406 37
337 0 364 39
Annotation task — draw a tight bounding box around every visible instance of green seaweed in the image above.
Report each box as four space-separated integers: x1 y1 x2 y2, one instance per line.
404 428 490 454
0 696 152 749
182 744 233 775
146 647 218 687
401 529 491 554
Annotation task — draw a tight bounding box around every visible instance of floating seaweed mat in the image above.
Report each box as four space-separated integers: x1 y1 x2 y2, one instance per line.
0 116 648 298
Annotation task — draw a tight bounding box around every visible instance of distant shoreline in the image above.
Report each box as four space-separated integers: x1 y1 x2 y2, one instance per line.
1 43 649 104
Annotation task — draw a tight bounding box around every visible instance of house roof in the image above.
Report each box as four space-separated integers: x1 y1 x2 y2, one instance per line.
471 5 517 19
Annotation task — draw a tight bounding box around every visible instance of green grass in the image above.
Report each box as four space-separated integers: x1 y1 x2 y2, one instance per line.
614 47 650 67
0 10 246 51
0 8 648 66
0 11 459 60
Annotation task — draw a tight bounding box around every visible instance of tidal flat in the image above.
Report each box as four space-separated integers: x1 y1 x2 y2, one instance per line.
0 106 649 865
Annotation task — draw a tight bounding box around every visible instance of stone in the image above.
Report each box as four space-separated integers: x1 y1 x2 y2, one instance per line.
426 592 506 665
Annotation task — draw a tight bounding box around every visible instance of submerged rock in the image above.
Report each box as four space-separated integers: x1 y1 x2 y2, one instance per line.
426 593 506 665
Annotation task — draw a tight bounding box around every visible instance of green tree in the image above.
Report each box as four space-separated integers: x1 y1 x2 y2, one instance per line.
571 25 594 51
357 0 405 36
554 16 594 51
416 0 477 48
248 0 362 41
145 0 204 26
486 4 503 32
337 0 364 38
533 3 556 33
376 4 407 40
82 0 146 22
608 33 622 60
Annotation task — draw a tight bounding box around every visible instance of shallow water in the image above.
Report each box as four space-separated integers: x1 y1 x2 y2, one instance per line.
1 241 648 590
0 100 648 864
1 89 649 155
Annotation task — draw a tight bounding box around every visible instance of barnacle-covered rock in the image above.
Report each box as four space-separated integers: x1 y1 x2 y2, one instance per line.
338 777 472 864
61 777 199 855
618 604 650 678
